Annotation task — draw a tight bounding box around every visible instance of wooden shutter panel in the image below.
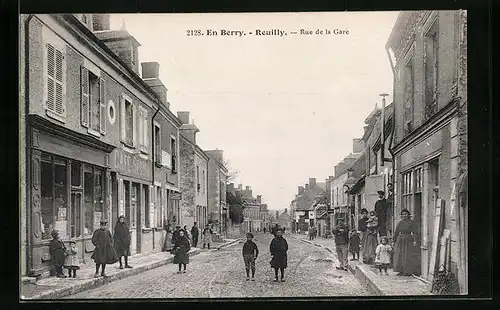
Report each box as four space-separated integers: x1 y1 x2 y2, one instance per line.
54 48 65 115
99 78 106 134
143 110 148 151
80 66 89 127
120 97 126 141
132 104 137 147
46 43 56 112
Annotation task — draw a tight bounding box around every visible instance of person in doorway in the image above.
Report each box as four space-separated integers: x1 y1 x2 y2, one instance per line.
375 236 392 275
242 232 259 281
202 224 213 249
113 215 133 269
91 220 118 278
191 222 199 248
171 225 181 245
49 230 67 278
349 230 360 261
393 209 420 276
362 211 379 264
263 227 267 234
333 218 349 271
64 240 80 278
270 228 288 282
173 229 191 273
375 190 388 237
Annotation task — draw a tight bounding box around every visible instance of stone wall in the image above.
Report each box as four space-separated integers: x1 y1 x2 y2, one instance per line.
179 136 195 227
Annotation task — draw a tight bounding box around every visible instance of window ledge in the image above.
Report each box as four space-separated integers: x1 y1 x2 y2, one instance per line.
121 140 135 149
46 110 66 124
153 227 164 231
142 227 153 233
87 128 101 138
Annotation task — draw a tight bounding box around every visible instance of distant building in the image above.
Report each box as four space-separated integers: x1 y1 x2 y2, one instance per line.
205 150 228 235
291 178 326 232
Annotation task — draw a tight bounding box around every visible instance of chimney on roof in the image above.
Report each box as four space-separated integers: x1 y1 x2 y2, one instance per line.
305 184 309 190
276 211 279 218
206 149 224 165
177 111 199 144
298 186 305 195
309 178 316 188
92 14 110 31
285 208 288 214
257 195 262 204
141 62 169 109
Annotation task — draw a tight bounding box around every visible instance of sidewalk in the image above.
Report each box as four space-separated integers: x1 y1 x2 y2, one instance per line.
21 238 241 300
290 234 432 296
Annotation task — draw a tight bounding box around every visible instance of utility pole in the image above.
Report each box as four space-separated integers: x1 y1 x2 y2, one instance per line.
379 93 389 167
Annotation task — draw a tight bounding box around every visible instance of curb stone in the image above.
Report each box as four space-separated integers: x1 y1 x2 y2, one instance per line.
24 247 206 300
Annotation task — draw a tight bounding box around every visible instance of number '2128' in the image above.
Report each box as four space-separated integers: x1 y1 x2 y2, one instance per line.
187 30 203 36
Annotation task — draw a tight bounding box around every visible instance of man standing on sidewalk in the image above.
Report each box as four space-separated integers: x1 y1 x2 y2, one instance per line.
375 190 388 237
191 222 199 248
333 218 349 271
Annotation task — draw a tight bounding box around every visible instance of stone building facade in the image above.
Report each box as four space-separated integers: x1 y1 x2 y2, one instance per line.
386 10 467 292
205 149 228 235
178 111 209 230
20 14 182 278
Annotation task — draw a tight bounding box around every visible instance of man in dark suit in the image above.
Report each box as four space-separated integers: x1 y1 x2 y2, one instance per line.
374 191 388 237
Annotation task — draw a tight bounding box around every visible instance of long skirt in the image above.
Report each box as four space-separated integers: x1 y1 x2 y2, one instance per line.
163 232 173 251
393 234 420 275
362 233 378 263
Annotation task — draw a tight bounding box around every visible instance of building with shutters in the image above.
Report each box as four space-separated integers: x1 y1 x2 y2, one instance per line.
291 178 326 233
386 11 467 291
178 111 209 230
20 14 183 278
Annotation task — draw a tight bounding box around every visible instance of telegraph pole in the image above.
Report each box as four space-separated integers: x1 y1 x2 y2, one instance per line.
379 93 389 167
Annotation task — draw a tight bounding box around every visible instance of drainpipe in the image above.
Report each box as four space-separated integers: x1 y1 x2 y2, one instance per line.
24 14 35 276
151 103 160 248
386 47 397 235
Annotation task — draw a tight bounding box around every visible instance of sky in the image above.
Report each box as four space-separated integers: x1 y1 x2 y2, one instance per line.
110 12 399 210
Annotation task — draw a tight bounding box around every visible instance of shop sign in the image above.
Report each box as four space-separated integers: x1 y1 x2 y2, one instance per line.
112 149 152 180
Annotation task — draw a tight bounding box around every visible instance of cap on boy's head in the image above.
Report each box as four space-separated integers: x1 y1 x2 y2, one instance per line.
377 190 385 196
380 236 389 242
51 230 59 238
100 220 108 225
361 208 368 214
246 232 254 238
68 240 76 244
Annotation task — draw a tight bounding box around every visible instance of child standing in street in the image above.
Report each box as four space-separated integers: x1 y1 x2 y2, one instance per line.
349 230 360 261
242 232 259 281
375 236 392 275
64 240 80 278
49 230 67 278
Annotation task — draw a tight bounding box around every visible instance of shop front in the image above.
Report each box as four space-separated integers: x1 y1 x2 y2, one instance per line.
28 116 115 277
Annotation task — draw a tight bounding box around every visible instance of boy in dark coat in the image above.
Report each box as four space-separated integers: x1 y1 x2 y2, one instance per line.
49 230 67 278
242 232 259 281
270 228 288 282
191 222 199 248
173 229 191 273
92 220 118 278
349 230 360 261
113 215 133 269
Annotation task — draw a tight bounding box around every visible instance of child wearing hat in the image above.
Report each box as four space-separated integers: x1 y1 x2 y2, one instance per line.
348 230 360 261
91 219 118 278
64 240 80 278
49 230 67 278
242 232 259 281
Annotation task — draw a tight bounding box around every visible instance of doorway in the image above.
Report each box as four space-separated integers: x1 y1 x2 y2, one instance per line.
413 192 422 275
131 183 140 253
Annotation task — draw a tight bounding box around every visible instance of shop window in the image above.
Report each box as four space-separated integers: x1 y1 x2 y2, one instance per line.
94 171 104 227
41 159 54 240
124 181 131 226
131 184 137 227
144 185 150 228
54 159 68 240
71 162 82 187
156 186 162 227
70 192 82 238
401 170 413 213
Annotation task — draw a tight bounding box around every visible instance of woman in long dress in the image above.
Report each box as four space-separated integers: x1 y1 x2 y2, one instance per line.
270 228 288 282
163 223 173 252
362 211 379 264
393 209 420 276
173 229 191 273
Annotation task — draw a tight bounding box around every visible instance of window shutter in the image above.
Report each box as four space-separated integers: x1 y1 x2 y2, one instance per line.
46 43 56 112
99 78 106 134
132 103 137 147
138 108 143 149
54 48 65 116
120 97 126 141
143 110 148 150
80 66 89 127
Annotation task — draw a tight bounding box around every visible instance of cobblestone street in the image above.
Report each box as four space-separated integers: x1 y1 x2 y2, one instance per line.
66 233 370 298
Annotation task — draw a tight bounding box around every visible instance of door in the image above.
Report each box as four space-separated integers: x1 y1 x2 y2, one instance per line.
131 183 140 253
414 192 423 275
111 173 118 227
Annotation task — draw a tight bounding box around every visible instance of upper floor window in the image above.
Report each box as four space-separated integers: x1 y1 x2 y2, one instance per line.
120 94 135 147
403 55 415 136
170 136 177 172
424 20 439 119
80 64 106 136
138 106 148 153
44 43 66 121
154 123 161 163
202 170 206 194
197 166 200 194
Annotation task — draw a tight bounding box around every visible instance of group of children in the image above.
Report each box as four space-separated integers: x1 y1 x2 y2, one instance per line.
343 211 393 275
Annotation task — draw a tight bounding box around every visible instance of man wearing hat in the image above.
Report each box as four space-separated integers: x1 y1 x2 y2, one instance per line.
242 232 259 281
91 219 118 278
375 190 388 237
